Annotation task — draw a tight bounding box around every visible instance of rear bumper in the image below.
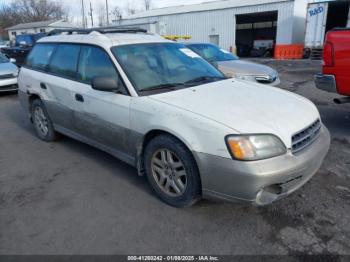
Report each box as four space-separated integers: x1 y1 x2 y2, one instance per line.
194 125 330 205
314 73 337 93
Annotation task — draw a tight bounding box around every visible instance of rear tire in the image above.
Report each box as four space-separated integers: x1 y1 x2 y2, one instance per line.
144 134 201 207
31 99 59 142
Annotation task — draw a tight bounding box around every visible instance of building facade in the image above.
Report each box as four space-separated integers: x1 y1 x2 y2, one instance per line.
114 0 349 57
6 19 76 41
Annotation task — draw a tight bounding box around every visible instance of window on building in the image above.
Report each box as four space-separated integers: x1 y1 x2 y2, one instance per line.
209 35 220 46
77 45 118 84
26 43 57 70
48 44 80 79
40 29 46 33
11 32 17 36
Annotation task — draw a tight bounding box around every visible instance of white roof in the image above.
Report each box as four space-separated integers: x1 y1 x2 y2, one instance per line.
38 32 169 49
124 0 291 20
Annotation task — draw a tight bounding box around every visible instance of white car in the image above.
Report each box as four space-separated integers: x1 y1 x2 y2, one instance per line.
0 53 18 92
18 28 330 207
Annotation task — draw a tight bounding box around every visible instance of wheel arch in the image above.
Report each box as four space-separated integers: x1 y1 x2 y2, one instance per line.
136 129 198 177
27 93 42 121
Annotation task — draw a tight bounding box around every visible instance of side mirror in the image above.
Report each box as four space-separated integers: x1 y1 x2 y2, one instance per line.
19 41 27 47
91 76 120 92
10 58 16 63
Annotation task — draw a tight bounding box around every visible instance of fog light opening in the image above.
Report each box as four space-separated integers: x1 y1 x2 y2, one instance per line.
256 184 283 205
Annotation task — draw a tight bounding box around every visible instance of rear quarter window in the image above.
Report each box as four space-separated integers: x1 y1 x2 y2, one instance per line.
26 43 56 70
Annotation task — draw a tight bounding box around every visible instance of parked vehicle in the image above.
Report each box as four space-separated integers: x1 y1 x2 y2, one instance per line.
304 1 349 59
185 43 280 86
1 33 45 66
315 28 350 104
0 53 18 92
0 40 9 49
18 28 330 207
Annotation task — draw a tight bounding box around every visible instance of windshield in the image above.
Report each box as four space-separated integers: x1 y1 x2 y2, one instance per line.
187 44 239 62
111 43 225 93
15 35 34 46
0 53 9 63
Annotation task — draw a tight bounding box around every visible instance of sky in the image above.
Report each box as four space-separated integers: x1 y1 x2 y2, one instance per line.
0 0 222 27
61 0 221 26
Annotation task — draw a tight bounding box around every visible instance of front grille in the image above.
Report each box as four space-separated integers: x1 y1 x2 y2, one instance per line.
0 74 14 79
292 119 321 153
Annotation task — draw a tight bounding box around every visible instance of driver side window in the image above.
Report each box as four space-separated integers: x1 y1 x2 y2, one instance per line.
77 45 127 94
78 45 118 84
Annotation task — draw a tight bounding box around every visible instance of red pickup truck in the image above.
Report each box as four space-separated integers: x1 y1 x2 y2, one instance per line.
315 28 350 104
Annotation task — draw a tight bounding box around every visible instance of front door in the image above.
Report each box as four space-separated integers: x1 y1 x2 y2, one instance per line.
72 45 132 163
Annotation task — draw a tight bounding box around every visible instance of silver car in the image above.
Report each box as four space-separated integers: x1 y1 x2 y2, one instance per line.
18 29 329 207
186 43 280 86
0 52 18 92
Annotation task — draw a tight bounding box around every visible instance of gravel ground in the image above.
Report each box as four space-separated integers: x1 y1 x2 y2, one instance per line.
0 59 349 255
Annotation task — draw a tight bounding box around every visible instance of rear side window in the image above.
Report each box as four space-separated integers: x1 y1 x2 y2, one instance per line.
77 46 118 83
26 43 56 70
48 44 80 79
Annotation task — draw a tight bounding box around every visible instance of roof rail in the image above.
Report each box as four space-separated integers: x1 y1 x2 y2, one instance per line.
48 27 147 36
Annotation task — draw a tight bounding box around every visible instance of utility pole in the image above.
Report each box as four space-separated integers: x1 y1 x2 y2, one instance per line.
81 0 86 28
89 1 94 27
105 0 109 26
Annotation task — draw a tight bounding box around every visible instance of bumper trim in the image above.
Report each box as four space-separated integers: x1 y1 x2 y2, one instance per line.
195 125 330 205
314 73 337 93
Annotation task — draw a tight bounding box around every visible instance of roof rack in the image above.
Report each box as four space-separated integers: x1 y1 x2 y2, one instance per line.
48 27 148 36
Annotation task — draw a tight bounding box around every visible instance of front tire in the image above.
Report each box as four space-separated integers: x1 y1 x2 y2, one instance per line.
31 99 59 142
144 134 201 207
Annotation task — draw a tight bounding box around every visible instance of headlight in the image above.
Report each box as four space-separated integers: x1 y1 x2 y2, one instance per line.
225 134 286 161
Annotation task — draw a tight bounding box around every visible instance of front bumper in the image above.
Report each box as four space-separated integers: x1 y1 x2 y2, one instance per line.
194 125 330 205
314 73 337 93
0 77 18 92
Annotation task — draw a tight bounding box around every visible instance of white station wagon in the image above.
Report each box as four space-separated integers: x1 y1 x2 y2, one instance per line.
18 28 330 207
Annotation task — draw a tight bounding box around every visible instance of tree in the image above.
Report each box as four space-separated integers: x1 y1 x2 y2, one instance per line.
0 0 68 30
111 6 122 21
125 1 138 16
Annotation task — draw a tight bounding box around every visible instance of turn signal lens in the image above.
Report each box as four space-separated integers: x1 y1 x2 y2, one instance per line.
227 137 255 160
226 135 286 161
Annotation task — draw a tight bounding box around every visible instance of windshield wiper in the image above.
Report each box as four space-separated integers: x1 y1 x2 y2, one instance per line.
184 76 226 85
139 83 185 92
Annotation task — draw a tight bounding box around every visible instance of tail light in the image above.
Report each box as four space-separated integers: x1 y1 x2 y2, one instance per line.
323 41 334 67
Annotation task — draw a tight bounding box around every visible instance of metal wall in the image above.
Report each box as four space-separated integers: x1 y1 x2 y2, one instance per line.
117 1 295 50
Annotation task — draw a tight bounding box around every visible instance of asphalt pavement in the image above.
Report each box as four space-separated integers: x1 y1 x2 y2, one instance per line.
0 59 349 255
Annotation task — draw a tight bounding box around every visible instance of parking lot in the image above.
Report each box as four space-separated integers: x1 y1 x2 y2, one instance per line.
0 59 349 255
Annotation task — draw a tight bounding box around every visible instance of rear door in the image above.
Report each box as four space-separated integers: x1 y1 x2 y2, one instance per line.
72 45 132 163
44 43 81 130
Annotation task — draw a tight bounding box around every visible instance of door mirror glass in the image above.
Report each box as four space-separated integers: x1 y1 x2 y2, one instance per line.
19 41 28 47
92 76 120 92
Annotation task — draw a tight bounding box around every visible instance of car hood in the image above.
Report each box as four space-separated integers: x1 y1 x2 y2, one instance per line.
0 62 17 75
217 59 276 76
149 79 320 148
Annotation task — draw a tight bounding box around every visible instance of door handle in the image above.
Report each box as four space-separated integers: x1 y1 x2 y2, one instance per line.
40 83 47 89
75 93 84 102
